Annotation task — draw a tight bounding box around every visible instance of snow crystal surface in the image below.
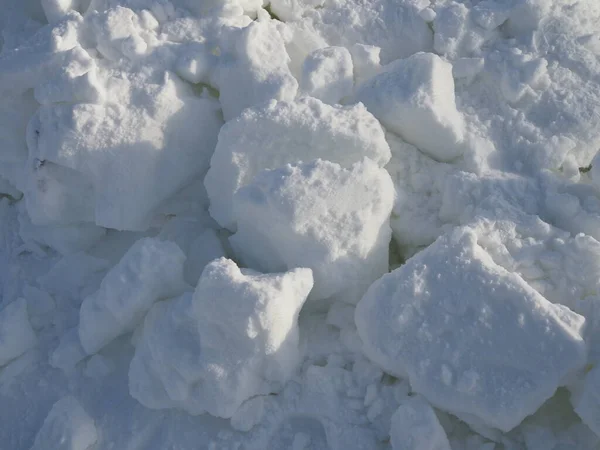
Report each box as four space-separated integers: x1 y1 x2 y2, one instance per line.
129 258 313 418
356 228 587 432
231 159 394 304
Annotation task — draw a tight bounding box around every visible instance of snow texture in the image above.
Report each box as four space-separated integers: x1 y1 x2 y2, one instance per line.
129 258 313 418
356 227 587 432
231 159 394 304
205 96 391 230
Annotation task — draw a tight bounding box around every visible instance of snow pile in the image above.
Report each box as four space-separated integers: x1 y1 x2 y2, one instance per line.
231 159 394 304
129 258 313 418
2 0 600 448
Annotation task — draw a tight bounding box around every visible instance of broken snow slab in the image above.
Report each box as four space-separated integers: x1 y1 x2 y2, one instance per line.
355 227 587 432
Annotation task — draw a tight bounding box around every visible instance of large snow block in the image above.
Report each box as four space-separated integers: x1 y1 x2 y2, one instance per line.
355 228 587 432
205 96 390 230
129 258 313 418
356 52 465 162
79 238 188 355
231 159 394 304
26 75 222 231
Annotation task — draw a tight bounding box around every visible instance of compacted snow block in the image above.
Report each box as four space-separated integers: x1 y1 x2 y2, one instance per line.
79 238 188 355
300 46 354 104
390 396 451 450
27 75 222 231
231 159 394 304
0 298 37 366
355 228 587 432
129 258 313 418
356 52 465 162
30 396 97 450
205 96 391 230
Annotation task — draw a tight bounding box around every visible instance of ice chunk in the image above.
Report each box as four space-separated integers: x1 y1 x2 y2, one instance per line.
215 21 298 120
355 228 587 432
27 74 222 231
0 298 37 367
300 46 353 105
390 396 451 450
572 365 600 438
205 97 391 230
30 396 97 450
356 52 465 162
129 258 313 418
231 159 394 304
79 237 188 355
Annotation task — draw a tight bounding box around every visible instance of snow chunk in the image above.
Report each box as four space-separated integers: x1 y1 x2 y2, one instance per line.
300 46 353 105
390 396 451 450
215 21 298 120
30 396 97 450
41 0 75 24
356 52 465 162
355 228 587 432
0 298 37 367
79 237 188 355
349 44 381 87
205 96 390 230
129 258 313 418
27 74 222 231
231 159 394 304
572 365 600 438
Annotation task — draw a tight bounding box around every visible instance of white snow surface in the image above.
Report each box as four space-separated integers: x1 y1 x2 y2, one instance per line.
2 0 600 448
